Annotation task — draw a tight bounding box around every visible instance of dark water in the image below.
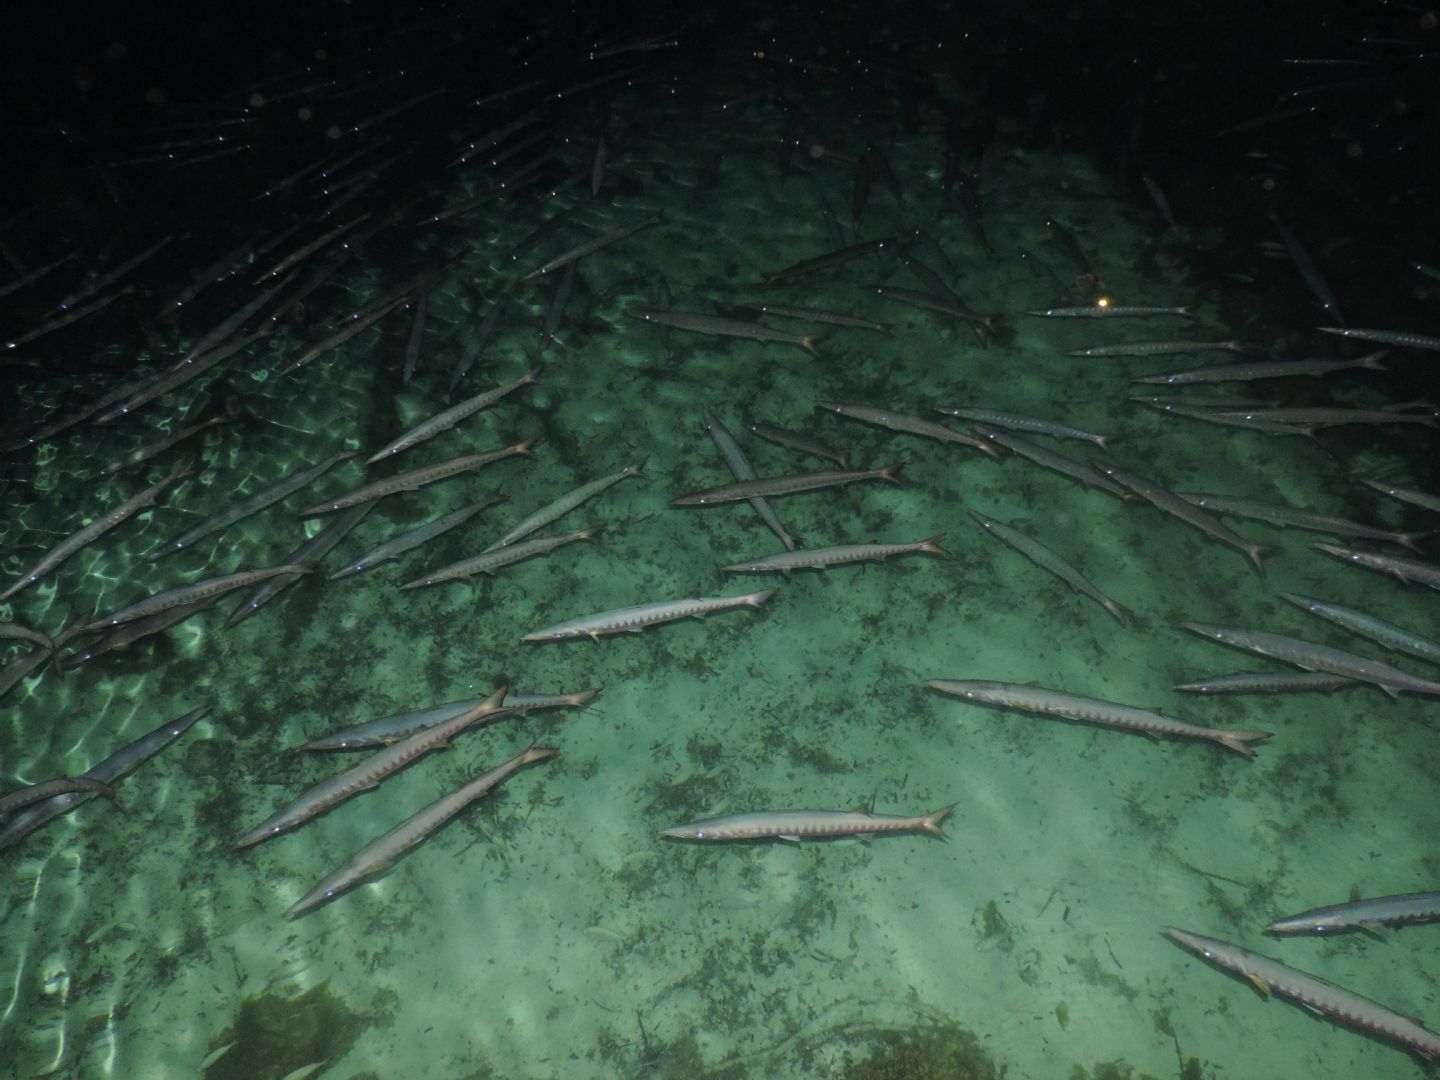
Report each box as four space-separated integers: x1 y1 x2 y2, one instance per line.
2 3 1438 1077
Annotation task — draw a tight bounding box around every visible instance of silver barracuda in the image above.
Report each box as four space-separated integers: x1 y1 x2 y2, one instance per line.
523 590 775 641
1134 352 1385 385
743 419 848 468
286 743 555 919
1313 543 1440 591
969 512 1131 625
1267 891 1440 935
73 564 316 634
1162 927 1440 1062
1179 494 1429 551
150 450 356 559
970 427 1129 499
816 402 998 458
663 805 954 842
299 438 536 516
487 465 639 550
672 463 902 506
1066 340 1242 357
1174 672 1356 695
1025 304 1192 318
400 527 596 589
0 706 209 851
721 536 946 574
702 411 795 552
1280 594 1440 667
1 458 193 602
298 689 600 751
366 369 537 463
236 687 512 848
1099 463 1272 574
932 407 1109 449
1182 623 1440 698
1318 326 1440 351
628 308 823 356
329 496 504 580
928 680 1271 756
0 777 124 818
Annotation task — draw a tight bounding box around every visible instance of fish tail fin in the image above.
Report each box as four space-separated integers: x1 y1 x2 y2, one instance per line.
1357 349 1388 371
522 743 559 763
1094 435 1111 452
918 535 949 557
1103 598 1135 627
922 804 957 839
1247 545 1275 575
1215 729 1273 757
799 332 828 356
879 462 905 486
581 524 605 541
746 588 778 608
515 434 543 454
1397 531 1432 554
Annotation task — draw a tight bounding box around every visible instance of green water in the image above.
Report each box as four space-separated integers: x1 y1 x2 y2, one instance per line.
3 24 1439 1080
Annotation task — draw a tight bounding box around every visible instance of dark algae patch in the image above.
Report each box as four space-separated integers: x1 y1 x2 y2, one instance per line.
841 1020 1003 1079
204 980 364 1080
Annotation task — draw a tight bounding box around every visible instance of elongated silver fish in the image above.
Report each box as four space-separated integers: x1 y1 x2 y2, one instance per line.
1100 463 1272 573
520 209 663 280
739 303 890 334
702 412 796 552
226 503 373 629
366 369 537 463
663 805 954 842
523 590 775 641
329 496 504 579
672 463 902 506
1066 340 1243 357
968 512 1131 625
1318 326 1440 351
1025 303 1192 318
971 426 1129 499
400 527 596 589
816 402 998 458
150 450 356 560
286 743 555 919
0 777 124 818
1 458 193 601
1179 493 1428 551
722 536 946 574
628 308 823 356
0 706 208 851
0 623 58 655
1137 399 1315 437
73 564 316 634
1174 672 1356 695
487 465 639 550
928 680 1271 756
298 689 600 751
1163 927 1440 1062
932 407 1109 449
1182 623 1440 697
236 687 512 848
1280 594 1440 667
1267 891 1440 935
1313 543 1440 591
1209 405 1436 430
299 438 536 516
744 419 848 468
1133 352 1385 385
1361 478 1440 515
